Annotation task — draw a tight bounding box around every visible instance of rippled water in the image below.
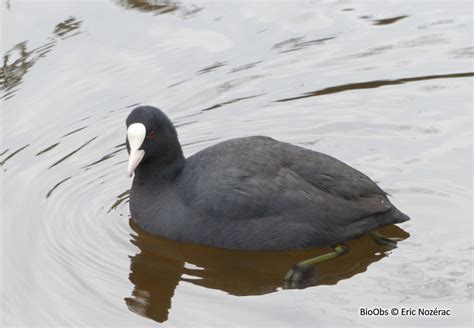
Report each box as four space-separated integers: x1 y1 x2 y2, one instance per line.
1 1 473 326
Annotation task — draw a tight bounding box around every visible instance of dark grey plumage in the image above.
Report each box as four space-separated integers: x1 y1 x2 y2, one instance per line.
126 106 409 250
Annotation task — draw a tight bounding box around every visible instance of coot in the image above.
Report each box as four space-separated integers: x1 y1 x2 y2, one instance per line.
126 106 409 251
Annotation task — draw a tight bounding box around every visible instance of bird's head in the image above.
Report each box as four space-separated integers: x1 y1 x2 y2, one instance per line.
125 106 182 177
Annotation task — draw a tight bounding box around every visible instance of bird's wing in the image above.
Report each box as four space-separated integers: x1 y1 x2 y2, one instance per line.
182 141 391 223
277 140 387 199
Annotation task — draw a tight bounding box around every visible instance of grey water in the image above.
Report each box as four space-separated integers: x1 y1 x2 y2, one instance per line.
1 1 473 326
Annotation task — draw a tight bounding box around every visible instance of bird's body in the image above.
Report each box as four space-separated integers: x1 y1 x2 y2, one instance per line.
126 106 409 250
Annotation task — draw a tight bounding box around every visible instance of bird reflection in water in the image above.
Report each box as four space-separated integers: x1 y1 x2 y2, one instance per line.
125 220 409 323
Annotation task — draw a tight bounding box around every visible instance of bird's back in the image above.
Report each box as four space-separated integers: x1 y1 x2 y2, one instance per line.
170 136 409 249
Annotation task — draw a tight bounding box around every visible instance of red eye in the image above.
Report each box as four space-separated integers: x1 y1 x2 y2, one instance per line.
147 131 156 139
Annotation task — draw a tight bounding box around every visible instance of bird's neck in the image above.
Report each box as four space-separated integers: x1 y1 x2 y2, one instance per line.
133 151 185 184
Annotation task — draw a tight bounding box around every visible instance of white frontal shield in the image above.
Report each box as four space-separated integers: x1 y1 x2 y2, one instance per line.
127 123 146 177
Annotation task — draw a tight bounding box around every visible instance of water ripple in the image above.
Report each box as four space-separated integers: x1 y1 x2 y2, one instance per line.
372 15 408 26
0 144 30 166
2 0 472 326
1 17 83 100
276 72 474 102
374 257 473 303
48 137 97 169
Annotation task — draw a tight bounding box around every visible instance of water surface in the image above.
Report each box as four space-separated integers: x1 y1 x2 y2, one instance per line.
1 0 473 326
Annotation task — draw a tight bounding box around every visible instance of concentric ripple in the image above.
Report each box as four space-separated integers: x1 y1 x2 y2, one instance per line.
1 0 473 326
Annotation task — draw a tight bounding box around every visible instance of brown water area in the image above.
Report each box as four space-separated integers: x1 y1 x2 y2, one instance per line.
126 223 409 323
1 0 472 326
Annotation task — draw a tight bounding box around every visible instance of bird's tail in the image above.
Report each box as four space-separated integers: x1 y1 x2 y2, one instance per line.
390 206 410 224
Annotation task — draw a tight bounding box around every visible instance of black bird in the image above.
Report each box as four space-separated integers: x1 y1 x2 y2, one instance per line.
125 106 409 283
